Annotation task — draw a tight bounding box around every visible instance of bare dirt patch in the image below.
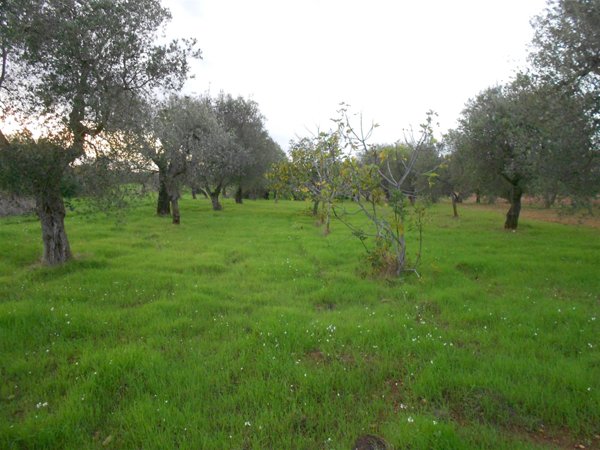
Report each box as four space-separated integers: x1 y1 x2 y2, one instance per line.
461 199 600 228
305 348 329 365
515 426 600 450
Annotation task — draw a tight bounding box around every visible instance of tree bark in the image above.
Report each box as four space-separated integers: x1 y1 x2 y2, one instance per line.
156 165 170 216
312 199 319 216
395 234 407 276
36 190 72 265
451 192 459 218
171 196 180 224
475 190 481 204
210 192 222 211
234 186 243 204
191 188 197 200
504 184 523 230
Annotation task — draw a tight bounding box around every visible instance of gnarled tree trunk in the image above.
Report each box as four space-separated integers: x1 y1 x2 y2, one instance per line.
155 163 170 216
209 184 223 211
210 192 222 210
451 192 459 218
504 184 523 230
157 180 170 216
36 189 72 265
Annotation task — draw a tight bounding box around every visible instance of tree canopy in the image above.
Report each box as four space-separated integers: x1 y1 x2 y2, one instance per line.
0 0 200 264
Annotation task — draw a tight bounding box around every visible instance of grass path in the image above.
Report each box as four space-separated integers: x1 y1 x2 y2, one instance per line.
1 198 598 449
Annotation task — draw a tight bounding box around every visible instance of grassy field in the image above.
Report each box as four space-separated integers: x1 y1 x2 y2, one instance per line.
1 197 598 449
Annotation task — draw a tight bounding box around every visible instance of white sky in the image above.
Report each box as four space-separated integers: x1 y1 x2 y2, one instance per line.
165 0 548 150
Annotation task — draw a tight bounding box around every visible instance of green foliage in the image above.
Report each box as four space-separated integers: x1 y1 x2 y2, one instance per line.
2 0 200 130
1 0 200 261
530 0 600 90
365 141 444 203
276 131 345 232
0 131 73 197
266 160 295 200
212 93 285 196
333 109 436 276
449 74 598 210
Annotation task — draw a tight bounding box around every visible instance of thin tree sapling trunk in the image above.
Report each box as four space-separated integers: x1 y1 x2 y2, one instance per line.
396 234 407 276
312 199 319 216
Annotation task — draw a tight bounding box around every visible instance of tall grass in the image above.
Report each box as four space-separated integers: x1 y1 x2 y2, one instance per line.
1 197 598 449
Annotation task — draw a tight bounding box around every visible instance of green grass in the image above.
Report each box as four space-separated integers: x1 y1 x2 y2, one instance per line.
1 197 598 449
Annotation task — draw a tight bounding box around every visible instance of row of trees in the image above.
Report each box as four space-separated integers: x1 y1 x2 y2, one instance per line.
0 0 282 264
265 0 599 274
0 0 596 270
135 93 283 224
443 0 599 229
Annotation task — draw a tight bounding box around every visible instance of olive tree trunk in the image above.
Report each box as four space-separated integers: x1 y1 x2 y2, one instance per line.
36 190 72 265
210 192 222 210
234 186 243 204
156 165 170 216
451 192 459 218
504 184 523 230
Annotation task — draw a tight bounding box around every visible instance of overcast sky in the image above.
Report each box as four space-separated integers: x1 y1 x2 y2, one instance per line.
165 0 548 150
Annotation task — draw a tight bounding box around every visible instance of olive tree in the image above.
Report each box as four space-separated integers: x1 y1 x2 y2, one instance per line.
148 95 220 224
0 131 76 264
0 0 199 264
530 0 600 90
186 97 241 211
286 132 344 233
529 0 599 208
211 93 284 203
452 74 597 228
